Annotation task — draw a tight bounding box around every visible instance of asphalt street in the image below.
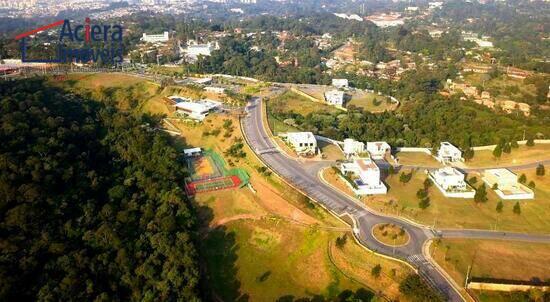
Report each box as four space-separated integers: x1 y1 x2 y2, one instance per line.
242 97 467 301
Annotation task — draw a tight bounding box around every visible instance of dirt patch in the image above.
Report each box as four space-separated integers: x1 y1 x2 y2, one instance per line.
252 179 319 225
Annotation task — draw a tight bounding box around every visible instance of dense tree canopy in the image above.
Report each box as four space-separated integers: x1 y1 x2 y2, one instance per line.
0 79 200 301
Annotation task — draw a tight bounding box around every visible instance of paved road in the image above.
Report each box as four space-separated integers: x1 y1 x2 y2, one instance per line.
242 98 467 301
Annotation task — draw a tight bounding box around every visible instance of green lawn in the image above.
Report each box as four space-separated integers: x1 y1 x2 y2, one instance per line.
463 145 550 168
347 92 396 112
365 168 550 233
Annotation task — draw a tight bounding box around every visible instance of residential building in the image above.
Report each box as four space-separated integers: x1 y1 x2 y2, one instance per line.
429 167 475 198
366 142 391 159
141 32 169 43
171 96 222 121
205 86 226 94
343 138 365 158
182 41 219 62
437 142 463 163
284 132 318 156
324 90 345 107
340 159 387 195
483 169 534 200
183 147 202 157
332 78 349 88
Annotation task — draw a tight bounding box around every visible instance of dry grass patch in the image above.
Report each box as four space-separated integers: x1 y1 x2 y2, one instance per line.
394 152 443 168
462 145 550 168
431 239 550 286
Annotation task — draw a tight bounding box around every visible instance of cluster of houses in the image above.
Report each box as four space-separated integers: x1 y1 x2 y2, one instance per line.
447 80 531 116
282 133 535 200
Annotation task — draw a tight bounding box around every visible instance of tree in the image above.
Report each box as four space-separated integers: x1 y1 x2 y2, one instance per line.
336 234 348 249
492 144 502 159
513 202 521 214
423 178 433 189
419 197 431 209
528 181 536 189
371 264 382 278
399 274 444 302
463 147 474 161
511 140 519 148
400 171 413 183
492 183 498 190
526 138 535 146
388 165 396 176
474 184 488 203
536 164 545 176
416 188 428 199
519 173 527 183
496 201 503 213
502 142 511 154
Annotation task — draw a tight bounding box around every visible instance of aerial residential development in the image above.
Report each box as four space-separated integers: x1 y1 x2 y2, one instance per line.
1 1 549 302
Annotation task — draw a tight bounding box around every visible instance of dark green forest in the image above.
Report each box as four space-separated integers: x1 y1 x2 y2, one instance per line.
0 79 200 301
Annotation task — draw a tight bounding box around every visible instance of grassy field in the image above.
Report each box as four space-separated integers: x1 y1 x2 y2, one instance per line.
363 168 550 233
463 73 538 105
461 145 550 168
268 90 341 116
394 152 443 168
347 91 396 112
372 223 410 246
430 239 550 287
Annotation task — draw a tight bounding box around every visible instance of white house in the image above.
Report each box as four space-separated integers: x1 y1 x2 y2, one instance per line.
437 142 463 163
483 169 534 200
343 138 365 158
183 41 219 62
366 142 391 159
429 167 475 198
171 96 222 121
141 32 169 43
324 90 345 107
284 132 318 156
332 78 349 89
340 159 387 195
205 86 226 94
183 147 202 157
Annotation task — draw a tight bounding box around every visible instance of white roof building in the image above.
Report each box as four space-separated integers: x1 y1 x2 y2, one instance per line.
183 147 202 157
437 142 463 163
343 139 365 158
171 96 222 121
429 167 475 198
324 90 345 107
141 32 169 43
332 78 349 88
366 142 391 159
483 169 534 200
340 159 387 195
205 86 226 94
284 132 317 156
183 40 219 62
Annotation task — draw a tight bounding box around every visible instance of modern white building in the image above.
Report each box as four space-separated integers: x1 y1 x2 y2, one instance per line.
183 41 219 62
141 32 169 43
429 167 475 198
343 138 365 158
332 78 349 89
205 86 226 94
483 169 534 200
437 142 463 163
340 159 387 195
324 90 345 107
171 96 222 121
183 147 202 157
284 132 318 156
366 142 391 159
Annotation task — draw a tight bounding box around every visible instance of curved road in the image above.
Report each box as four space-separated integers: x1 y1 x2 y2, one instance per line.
242 97 550 302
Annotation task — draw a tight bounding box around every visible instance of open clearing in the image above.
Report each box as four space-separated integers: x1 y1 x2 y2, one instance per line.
431 239 550 286
363 168 550 234
347 91 397 112
461 144 550 168
394 152 443 168
268 90 341 116
319 140 345 161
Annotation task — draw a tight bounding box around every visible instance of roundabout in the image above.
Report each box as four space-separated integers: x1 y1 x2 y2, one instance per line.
372 223 411 247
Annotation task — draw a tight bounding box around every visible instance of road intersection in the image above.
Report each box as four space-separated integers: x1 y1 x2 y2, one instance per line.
242 97 550 302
